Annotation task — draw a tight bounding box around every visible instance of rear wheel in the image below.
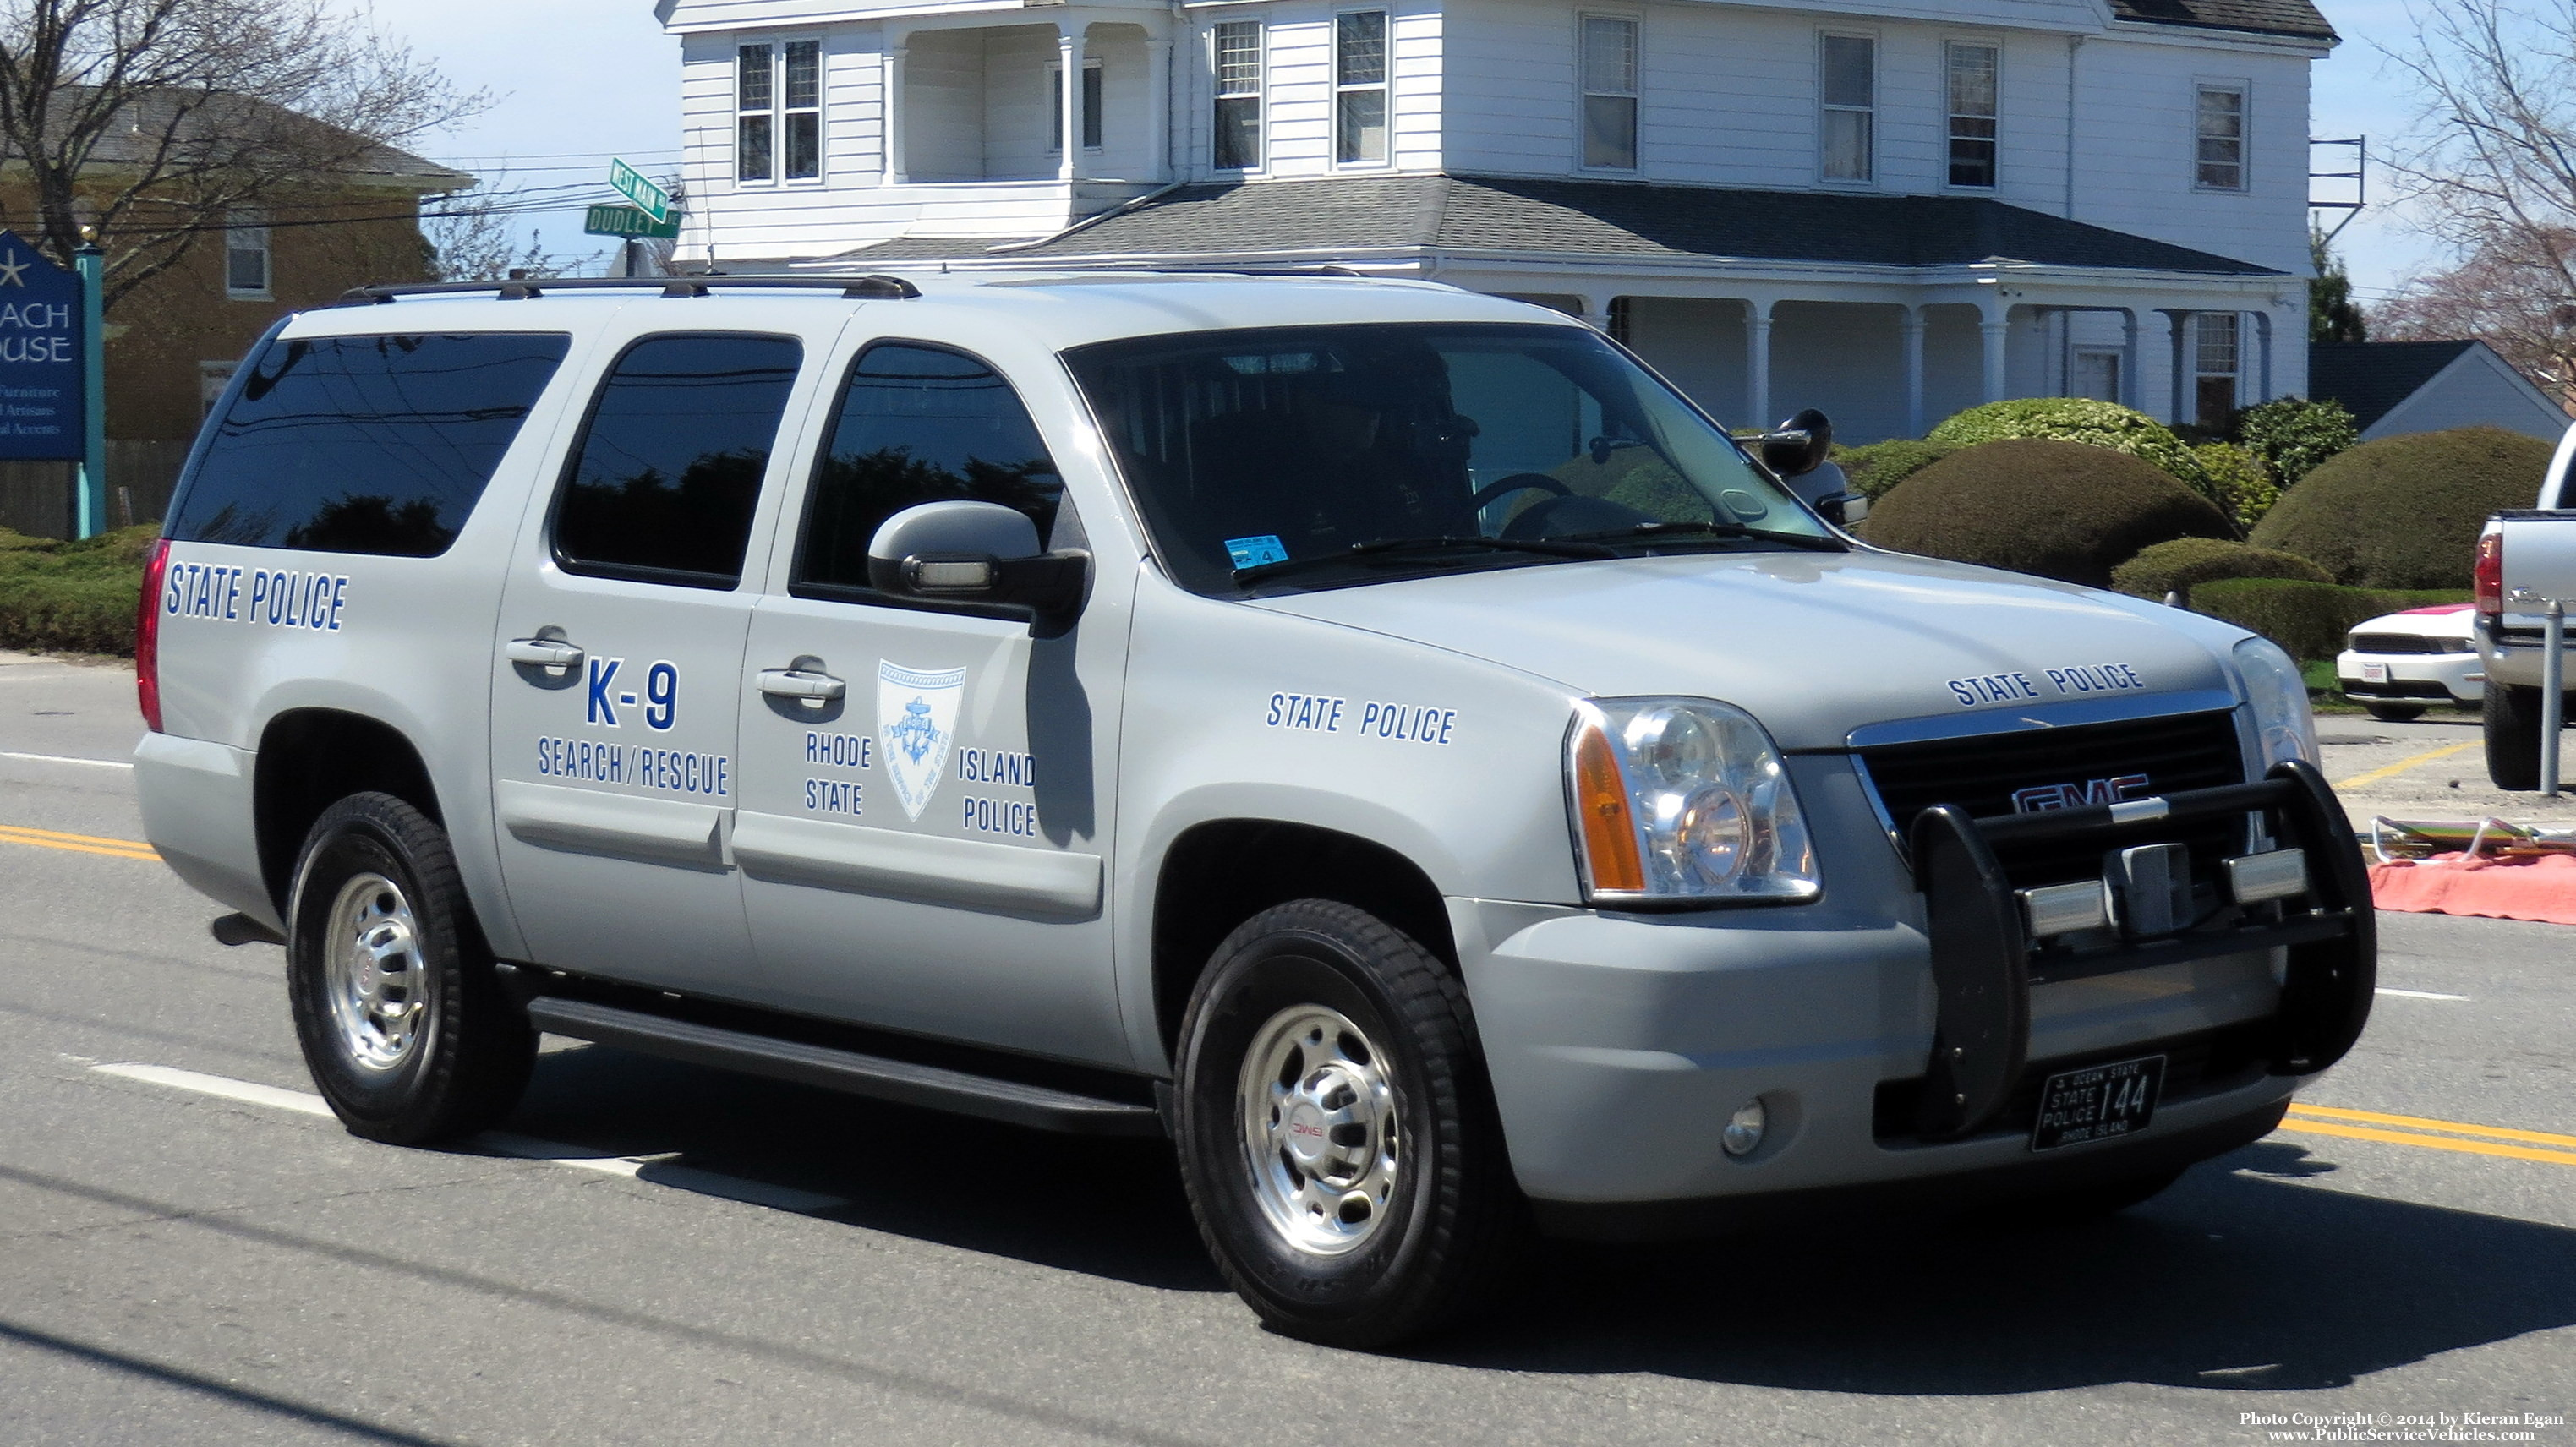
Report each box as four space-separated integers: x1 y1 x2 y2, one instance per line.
1173 899 1524 1349
2364 702 2426 724
2486 683 2546 790
286 792 534 1144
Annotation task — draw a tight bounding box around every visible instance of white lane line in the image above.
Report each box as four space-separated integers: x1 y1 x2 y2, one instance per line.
2376 987 2471 1002
90 1062 847 1213
0 750 134 769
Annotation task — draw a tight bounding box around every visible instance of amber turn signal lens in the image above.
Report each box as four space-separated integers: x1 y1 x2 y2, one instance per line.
1572 722 1644 894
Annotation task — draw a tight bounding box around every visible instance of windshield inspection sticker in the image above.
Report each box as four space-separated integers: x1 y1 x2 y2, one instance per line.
1947 663 2145 707
879 662 965 822
1226 535 1288 569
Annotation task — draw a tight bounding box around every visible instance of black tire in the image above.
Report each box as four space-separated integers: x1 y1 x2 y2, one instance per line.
2486 684 2545 791
1173 899 1525 1349
2364 702 2426 724
285 792 534 1144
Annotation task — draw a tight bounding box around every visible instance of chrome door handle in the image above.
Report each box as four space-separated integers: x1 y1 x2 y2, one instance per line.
505 636 585 669
757 668 846 702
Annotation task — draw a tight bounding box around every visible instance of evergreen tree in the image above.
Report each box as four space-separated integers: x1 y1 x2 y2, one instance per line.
2310 227 2368 344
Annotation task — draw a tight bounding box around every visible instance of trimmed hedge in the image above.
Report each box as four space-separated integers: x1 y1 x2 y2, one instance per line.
2247 425 2554 588
2190 576 2472 661
2110 537 2331 599
0 525 156 656
2236 395 2359 485
1834 438 1955 500
1926 397 2217 503
1863 438 2234 587
2195 441 2279 527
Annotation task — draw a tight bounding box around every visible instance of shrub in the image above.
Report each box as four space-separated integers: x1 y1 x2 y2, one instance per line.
0 524 156 655
1926 397 2216 503
2111 537 2331 599
2247 425 2555 589
2194 442 2279 527
1834 438 1955 500
1863 438 2234 587
2237 395 2358 485
2190 577 2472 661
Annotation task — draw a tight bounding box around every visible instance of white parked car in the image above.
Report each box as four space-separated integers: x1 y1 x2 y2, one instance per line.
2338 603 2483 722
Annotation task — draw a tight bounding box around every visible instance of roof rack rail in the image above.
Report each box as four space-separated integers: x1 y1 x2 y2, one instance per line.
333 274 922 307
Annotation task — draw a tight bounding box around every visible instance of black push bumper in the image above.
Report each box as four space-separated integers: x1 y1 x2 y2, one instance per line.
1906 758 2374 1142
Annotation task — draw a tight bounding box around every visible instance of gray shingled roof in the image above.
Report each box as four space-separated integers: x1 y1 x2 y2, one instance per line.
2308 341 2478 430
833 174 2284 276
2108 0 2337 41
12 88 471 190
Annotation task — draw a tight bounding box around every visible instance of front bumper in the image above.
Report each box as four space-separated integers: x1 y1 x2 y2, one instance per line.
2337 648 2481 704
1456 759 2372 1228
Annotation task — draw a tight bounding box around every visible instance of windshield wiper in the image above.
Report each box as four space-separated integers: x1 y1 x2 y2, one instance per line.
1551 521 1847 554
1234 534 1617 585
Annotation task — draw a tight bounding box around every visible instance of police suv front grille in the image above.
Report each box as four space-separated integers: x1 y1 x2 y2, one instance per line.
1871 1019 2270 1144
1856 708 2251 893
2349 633 2468 656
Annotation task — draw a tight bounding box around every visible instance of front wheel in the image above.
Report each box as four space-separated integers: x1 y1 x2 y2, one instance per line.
1173 900 1524 1349
286 792 534 1144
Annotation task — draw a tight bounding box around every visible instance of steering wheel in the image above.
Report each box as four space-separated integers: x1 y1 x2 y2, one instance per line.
1469 473 1572 511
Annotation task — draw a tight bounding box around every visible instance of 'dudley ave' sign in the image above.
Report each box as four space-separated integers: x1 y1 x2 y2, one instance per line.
0 231 84 461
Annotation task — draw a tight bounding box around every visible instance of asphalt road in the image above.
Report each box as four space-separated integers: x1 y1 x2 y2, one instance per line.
3 648 2572 1447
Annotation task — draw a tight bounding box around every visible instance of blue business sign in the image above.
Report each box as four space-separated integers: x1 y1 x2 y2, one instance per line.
0 231 84 461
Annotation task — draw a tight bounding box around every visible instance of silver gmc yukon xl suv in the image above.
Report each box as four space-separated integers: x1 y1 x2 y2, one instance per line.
134 270 2373 1346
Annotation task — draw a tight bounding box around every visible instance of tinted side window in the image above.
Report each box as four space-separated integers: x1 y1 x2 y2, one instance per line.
167 332 570 557
555 333 803 587
795 343 1063 592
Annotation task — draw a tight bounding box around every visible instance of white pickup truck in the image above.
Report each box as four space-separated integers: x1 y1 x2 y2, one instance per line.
2475 421 2576 787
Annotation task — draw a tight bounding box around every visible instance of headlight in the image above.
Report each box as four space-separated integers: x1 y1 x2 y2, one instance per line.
2234 636 2317 771
1567 697 1819 904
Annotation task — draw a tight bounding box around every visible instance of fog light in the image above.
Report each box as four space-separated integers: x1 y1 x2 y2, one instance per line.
2020 879 2112 937
1721 1098 1767 1157
2227 847 2308 904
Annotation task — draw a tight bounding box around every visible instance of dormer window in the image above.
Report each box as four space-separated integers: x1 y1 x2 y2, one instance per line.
1819 34 1874 183
1580 16 1638 172
1336 12 1388 167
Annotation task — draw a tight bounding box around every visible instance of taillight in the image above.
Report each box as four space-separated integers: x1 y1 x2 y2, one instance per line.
2475 527 2504 622
136 537 169 732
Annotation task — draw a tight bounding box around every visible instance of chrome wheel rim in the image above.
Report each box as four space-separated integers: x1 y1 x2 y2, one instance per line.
321 872 428 1072
1238 1002 1400 1256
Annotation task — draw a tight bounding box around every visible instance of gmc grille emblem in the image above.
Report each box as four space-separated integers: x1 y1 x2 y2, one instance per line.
2011 773 2152 813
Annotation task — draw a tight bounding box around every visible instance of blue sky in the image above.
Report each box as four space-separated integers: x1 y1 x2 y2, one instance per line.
390 0 2435 297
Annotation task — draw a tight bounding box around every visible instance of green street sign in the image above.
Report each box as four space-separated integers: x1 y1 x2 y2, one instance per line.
584 205 681 240
608 157 671 223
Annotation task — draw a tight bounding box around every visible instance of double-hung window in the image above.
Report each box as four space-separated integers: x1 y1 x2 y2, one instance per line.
1050 59 1104 152
1945 42 1997 188
2194 313 2240 427
1819 34 1874 183
2196 84 2245 190
1213 21 1264 171
1335 12 1389 167
737 41 821 183
1580 16 1639 171
225 211 270 298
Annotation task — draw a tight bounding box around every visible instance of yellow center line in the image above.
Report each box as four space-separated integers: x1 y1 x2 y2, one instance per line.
2287 1102 2576 1151
2278 1117 2576 1168
2332 739 2482 792
0 824 159 861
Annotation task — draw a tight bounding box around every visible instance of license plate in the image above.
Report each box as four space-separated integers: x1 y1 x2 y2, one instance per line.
2361 663 2389 683
2031 1054 2166 1151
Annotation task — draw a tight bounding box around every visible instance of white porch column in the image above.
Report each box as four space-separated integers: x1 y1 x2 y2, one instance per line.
2119 309 2140 410
1576 291 1617 333
1901 305 1926 437
1146 36 1174 181
1058 25 1087 183
882 39 908 185
1746 299 1774 428
2253 309 2273 404
2165 309 2192 425
1977 304 2010 404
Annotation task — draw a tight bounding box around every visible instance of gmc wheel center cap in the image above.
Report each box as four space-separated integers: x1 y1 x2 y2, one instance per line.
1283 1102 1332 1166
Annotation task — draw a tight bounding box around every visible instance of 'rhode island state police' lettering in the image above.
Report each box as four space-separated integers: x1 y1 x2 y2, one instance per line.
805 778 863 815
805 731 872 768
963 795 1039 837
956 748 1035 787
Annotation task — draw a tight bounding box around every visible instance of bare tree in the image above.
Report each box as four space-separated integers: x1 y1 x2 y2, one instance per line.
422 184 577 281
0 0 483 310
2379 0 2576 398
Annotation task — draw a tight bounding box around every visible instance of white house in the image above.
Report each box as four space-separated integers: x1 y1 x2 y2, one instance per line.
653 0 2333 441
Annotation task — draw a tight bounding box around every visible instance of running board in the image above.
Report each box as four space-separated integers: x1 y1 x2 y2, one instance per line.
522 996 1166 1138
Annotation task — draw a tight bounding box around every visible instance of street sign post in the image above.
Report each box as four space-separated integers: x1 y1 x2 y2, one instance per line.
607 159 671 224
583 205 681 240
0 230 94 527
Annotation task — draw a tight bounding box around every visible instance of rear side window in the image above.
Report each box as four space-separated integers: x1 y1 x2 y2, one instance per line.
167 332 570 557
554 333 803 588
794 342 1063 594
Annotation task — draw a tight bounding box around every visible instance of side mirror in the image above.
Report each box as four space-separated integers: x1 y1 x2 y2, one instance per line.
1757 407 1834 478
866 500 1088 622
1816 492 1869 527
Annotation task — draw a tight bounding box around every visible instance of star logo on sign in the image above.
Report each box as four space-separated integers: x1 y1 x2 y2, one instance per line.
0 252 27 287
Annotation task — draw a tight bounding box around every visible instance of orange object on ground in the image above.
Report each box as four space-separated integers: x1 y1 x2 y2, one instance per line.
2369 851 2576 924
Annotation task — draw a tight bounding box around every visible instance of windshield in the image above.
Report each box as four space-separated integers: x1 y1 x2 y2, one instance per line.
1064 322 1836 594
